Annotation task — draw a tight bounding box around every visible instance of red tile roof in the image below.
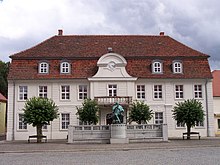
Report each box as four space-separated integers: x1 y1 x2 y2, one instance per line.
212 70 220 97
8 34 212 80
0 93 7 103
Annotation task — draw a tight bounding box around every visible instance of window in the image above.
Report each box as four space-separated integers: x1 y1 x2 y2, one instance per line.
137 85 145 99
39 62 49 74
108 84 117 96
61 85 70 100
152 61 163 73
194 85 202 99
155 112 163 124
19 86 28 101
61 113 70 129
176 122 185 128
39 86 47 98
60 62 70 73
196 121 204 127
42 124 48 130
78 85 88 100
18 114 27 130
173 61 183 73
175 85 183 99
153 85 162 99
218 119 220 129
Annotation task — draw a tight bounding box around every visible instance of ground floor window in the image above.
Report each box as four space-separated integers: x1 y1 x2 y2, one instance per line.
196 121 204 127
18 114 27 130
176 122 185 128
218 119 220 129
155 112 163 124
61 113 70 129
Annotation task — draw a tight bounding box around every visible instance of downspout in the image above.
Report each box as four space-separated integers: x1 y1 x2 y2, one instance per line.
205 78 210 137
12 81 15 140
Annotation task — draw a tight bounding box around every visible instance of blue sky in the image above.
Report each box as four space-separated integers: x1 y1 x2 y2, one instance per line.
0 0 220 70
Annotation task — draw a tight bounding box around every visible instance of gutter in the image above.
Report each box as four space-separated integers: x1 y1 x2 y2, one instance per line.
12 81 15 140
205 78 210 137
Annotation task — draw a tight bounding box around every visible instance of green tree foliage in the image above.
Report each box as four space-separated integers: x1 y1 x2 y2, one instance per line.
129 101 153 124
172 99 205 139
0 61 9 97
23 97 59 143
76 99 99 125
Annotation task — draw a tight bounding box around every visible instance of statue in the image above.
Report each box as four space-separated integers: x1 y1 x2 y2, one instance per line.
112 102 124 124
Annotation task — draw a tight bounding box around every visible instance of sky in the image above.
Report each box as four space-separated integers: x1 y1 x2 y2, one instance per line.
0 0 220 70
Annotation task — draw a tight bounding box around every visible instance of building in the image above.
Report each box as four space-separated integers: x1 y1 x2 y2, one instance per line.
212 70 220 136
0 93 7 135
7 30 214 140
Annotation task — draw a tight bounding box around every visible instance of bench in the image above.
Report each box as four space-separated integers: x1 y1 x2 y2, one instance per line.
28 135 47 143
183 132 200 140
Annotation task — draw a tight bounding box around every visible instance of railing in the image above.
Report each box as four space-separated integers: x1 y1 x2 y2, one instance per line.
94 96 132 105
127 124 162 130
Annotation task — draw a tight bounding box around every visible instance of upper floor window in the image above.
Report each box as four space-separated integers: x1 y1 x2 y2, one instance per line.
173 61 183 73
175 85 183 99
39 86 47 98
137 85 145 99
108 84 117 96
194 84 202 99
19 86 28 101
60 62 70 74
61 85 70 100
78 85 88 100
153 85 162 99
39 62 49 74
152 61 163 74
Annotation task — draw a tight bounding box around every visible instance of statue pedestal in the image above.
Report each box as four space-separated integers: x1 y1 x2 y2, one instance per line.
110 124 129 144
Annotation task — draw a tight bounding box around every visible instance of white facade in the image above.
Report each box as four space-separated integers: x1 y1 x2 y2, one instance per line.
7 53 215 140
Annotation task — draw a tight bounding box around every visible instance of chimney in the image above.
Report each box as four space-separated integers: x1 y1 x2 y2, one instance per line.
160 32 164 36
58 29 63 36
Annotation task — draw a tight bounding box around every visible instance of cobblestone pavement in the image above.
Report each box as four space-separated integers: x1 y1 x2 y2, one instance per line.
1 137 220 153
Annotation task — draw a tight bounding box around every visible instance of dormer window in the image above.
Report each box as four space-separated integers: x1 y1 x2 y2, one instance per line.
60 62 70 74
152 61 163 74
39 62 49 74
173 61 183 74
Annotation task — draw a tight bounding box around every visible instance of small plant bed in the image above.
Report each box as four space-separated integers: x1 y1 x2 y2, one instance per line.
28 135 47 143
182 132 200 140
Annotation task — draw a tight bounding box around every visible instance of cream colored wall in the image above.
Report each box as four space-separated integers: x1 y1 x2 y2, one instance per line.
213 97 220 136
0 101 6 134
7 78 215 140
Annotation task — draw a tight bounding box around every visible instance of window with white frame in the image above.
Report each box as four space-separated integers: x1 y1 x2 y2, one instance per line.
39 62 49 74
175 85 183 99
152 61 163 73
155 112 163 124
173 61 183 73
18 114 27 130
176 122 185 128
137 85 145 99
196 121 204 127
153 85 162 99
78 85 88 100
19 86 28 101
42 124 48 130
60 62 70 73
61 113 70 129
108 84 117 96
194 84 202 99
39 86 47 98
61 85 70 100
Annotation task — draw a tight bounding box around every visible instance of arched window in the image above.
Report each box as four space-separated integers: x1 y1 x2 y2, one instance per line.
39 62 49 74
60 62 70 73
173 61 183 73
152 61 163 73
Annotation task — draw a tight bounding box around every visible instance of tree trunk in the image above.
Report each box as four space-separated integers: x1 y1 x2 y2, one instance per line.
186 124 191 140
36 124 43 143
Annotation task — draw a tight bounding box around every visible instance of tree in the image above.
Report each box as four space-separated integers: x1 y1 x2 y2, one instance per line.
172 99 205 139
129 101 153 124
0 61 9 97
23 97 59 143
76 99 99 125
